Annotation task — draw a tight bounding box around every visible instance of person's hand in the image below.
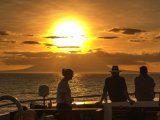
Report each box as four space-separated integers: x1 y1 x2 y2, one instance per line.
72 102 77 107
128 99 135 105
96 101 102 105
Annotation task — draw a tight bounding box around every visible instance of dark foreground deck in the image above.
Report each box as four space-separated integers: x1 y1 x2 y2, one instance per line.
1 103 159 120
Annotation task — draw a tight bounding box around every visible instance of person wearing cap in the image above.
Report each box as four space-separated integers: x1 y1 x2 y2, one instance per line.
56 69 74 111
134 66 155 101
98 66 134 104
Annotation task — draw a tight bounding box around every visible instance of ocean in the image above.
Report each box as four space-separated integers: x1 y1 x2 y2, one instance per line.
0 72 160 114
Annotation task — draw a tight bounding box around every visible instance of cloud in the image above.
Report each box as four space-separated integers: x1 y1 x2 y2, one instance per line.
26 34 34 37
44 43 55 47
109 28 146 35
0 51 160 72
98 36 118 39
2 51 160 66
0 30 21 36
88 48 104 53
57 46 80 48
154 35 160 39
129 39 146 43
88 51 160 65
0 31 12 35
0 30 34 37
22 41 39 44
0 38 16 43
69 50 81 53
153 35 160 42
3 52 54 58
93 48 104 51
1 52 54 65
2 51 160 72
45 36 67 39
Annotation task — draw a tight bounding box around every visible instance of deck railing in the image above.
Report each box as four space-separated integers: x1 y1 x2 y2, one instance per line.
0 92 160 108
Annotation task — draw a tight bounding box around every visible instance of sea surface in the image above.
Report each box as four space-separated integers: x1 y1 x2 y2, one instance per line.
0 72 160 114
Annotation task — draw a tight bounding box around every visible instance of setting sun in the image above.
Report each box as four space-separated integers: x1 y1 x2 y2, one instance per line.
54 21 84 37
52 19 87 47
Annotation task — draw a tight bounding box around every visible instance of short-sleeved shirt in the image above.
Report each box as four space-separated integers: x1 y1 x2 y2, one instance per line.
56 80 72 104
134 74 155 101
104 76 128 102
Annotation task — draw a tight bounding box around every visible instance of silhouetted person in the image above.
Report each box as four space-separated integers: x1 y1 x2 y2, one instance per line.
134 66 155 101
99 66 134 104
56 69 74 111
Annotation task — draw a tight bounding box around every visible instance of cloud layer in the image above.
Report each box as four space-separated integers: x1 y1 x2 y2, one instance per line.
98 36 118 39
1 51 160 72
22 41 39 45
110 28 146 35
0 38 16 43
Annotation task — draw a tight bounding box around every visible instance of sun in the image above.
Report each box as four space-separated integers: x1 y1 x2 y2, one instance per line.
53 19 86 47
54 21 84 37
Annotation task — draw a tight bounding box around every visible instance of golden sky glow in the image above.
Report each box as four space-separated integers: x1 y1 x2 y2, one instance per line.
0 0 160 72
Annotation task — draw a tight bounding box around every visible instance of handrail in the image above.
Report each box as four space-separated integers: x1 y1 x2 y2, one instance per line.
73 94 101 98
0 97 57 108
0 92 160 108
0 95 24 120
0 94 102 107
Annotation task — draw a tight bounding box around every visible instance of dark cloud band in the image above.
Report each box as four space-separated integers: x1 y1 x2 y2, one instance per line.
22 41 39 44
110 28 146 35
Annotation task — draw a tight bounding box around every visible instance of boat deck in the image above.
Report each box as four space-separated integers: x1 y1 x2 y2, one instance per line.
1 102 159 120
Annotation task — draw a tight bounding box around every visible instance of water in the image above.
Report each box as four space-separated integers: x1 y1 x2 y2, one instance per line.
0 72 160 114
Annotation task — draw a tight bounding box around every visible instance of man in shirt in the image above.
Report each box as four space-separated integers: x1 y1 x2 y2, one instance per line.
134 66 155 101
99 66 134 104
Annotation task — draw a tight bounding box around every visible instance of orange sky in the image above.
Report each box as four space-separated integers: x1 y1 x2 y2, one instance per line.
0 0 160 72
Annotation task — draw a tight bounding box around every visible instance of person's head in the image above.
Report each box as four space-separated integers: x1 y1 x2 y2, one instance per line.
157 111 160 120
140 66 148 75
62 69 74 80
110 66 121 76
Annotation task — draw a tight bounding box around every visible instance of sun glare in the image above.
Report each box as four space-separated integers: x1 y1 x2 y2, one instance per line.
54 21 84 37
52 19 87 47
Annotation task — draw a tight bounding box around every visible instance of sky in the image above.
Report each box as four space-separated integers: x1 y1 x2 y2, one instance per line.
0 0 160 72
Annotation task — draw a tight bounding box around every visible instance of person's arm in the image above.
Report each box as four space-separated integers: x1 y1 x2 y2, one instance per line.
151 77 156 99
134 77 137 98
99 88 107 103
98 79 108 104
122 78 135 105
123 90 135 105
